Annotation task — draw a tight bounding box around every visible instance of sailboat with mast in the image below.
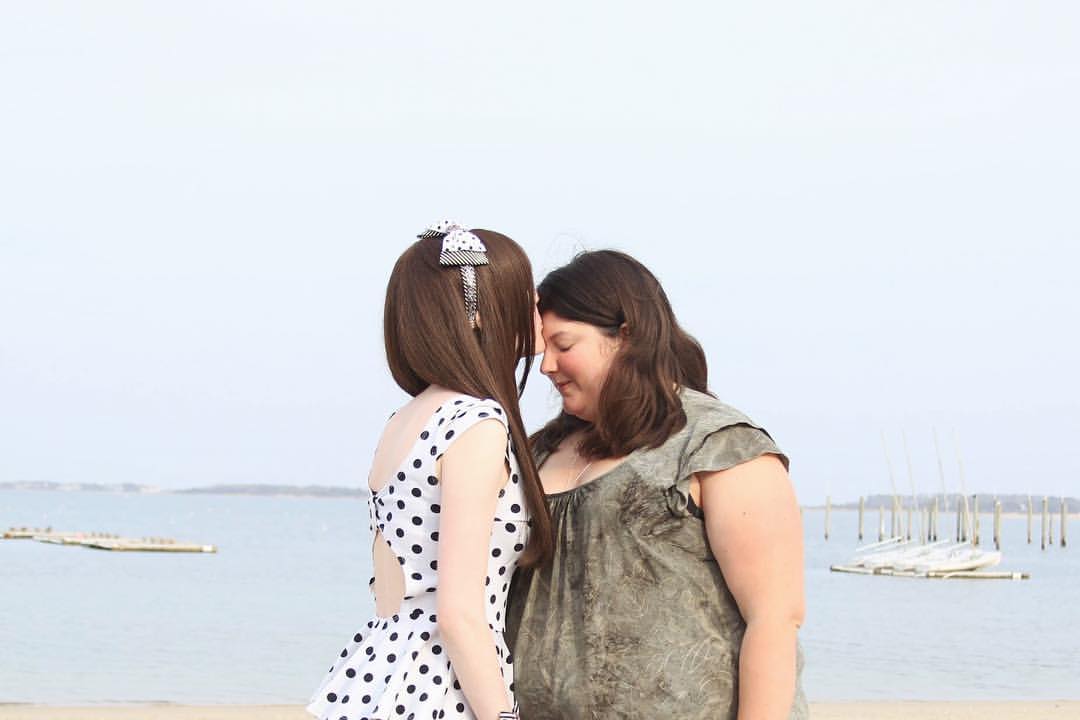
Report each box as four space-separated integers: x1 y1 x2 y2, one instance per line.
831 430 1018 579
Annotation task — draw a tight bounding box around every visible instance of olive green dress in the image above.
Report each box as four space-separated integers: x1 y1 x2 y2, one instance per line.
506 389 808 719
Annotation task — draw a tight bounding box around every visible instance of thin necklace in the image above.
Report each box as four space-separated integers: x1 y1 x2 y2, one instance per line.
571 458 594 488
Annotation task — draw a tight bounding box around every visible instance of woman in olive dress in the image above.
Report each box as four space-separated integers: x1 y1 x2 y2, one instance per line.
507 250 808 720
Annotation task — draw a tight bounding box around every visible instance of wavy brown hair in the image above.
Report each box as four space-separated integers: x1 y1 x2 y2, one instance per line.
531 250 711 460
384 229 552 567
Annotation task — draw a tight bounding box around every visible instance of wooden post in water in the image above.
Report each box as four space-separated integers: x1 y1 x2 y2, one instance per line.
1049 499 1055 546
879 504 886 541
901 430 922 544
932 497 939 541
994 500 1002 551
858 496 865 541
955 494 962 541
973 494 981 546
824 495 831 541
954 434 972 544
928 498 934 541
1042 496 1049 550
1062 497 1068 548
1027 495 1033 544
972 496 980 546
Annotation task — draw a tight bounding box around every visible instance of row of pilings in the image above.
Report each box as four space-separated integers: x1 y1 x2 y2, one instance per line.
822 494 1069 549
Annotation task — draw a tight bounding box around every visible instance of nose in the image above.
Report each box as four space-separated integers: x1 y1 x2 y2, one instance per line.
539 347 557 376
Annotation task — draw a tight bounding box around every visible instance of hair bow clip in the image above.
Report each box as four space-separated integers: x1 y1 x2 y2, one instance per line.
418 220 490 268
417 220 488 329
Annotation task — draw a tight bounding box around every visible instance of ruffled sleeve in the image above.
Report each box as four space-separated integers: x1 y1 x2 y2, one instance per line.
662 390 789 517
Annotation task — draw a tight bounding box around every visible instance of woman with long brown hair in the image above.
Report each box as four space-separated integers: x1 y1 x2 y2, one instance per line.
507 250 808 719
307 222 551 720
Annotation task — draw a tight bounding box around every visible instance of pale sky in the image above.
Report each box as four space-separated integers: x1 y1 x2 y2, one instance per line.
2 2 1078 503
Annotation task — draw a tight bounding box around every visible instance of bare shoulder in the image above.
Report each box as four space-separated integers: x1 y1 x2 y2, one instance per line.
440 416 509 487
699 453 788 482
696 454 795 516
447 417 508 451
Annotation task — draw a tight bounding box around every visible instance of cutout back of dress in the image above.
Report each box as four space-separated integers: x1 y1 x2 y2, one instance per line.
366 390 459 618
308 391 530 720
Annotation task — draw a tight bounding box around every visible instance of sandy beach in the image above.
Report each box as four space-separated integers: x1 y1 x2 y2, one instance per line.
2 703 1079 720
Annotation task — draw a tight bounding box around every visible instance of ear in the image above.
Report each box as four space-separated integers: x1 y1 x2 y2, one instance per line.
608 322 629 351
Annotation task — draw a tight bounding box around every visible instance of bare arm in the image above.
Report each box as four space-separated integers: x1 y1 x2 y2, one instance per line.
698 454 805 720
436 419 514 719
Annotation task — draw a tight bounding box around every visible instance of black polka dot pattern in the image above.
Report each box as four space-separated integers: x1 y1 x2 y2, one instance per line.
306 394 529 720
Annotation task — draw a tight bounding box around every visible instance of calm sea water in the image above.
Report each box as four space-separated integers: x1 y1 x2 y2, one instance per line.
1 490 1078 703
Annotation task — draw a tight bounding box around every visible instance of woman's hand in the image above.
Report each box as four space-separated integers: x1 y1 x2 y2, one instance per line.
698 454 805 720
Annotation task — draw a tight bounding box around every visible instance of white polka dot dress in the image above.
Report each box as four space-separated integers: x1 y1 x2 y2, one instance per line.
307 395 530 720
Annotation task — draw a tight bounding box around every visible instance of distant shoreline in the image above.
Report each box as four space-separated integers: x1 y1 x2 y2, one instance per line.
3 483 1078 509
0 481 365 498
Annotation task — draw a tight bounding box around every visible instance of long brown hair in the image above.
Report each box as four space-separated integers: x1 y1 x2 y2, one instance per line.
384 229 552 567
532 250 710 460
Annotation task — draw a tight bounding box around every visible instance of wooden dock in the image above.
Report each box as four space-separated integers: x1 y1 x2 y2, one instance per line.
831 564 1029 580
3 527 216 553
